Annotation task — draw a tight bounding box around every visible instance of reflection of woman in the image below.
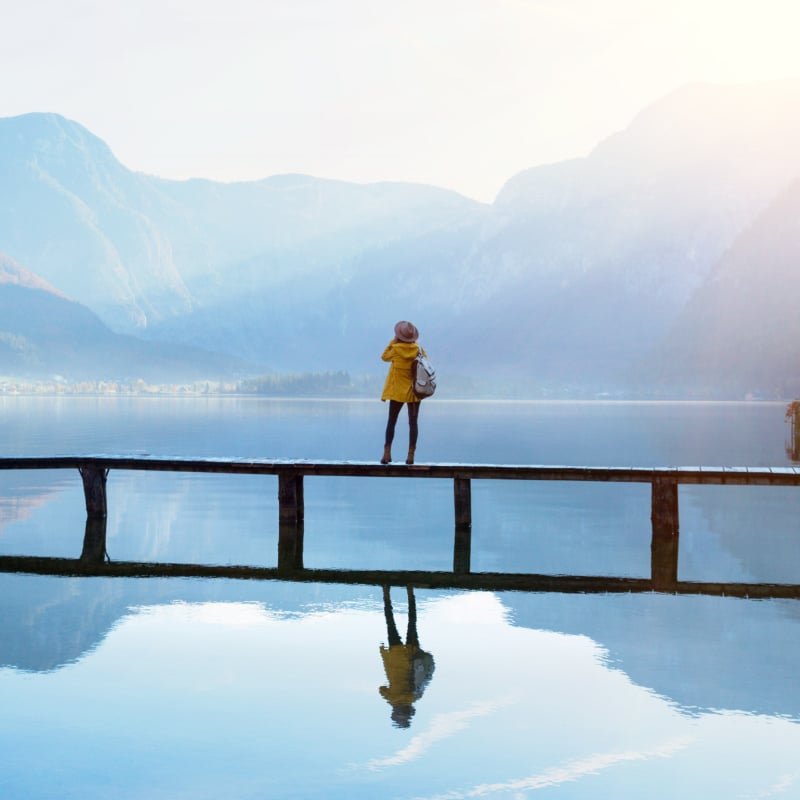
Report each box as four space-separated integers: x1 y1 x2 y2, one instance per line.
380 320 427 465
379 585 435 728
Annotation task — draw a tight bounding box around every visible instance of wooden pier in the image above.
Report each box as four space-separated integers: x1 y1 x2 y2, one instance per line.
1 456 800 597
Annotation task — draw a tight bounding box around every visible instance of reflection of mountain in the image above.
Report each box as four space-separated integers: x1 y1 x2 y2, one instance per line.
0 573 375 672
0 473 64 530
503 591 800 720
3 571 799 723
680 486 800 592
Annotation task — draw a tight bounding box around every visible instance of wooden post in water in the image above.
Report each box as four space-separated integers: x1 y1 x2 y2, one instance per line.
80 517 108 564
453 477 472 574
278 471 305 570
79 465 108 519
650 477 679 590
278 471 304 526
278 519 305 570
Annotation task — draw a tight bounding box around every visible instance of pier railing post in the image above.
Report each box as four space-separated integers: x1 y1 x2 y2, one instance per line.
79 465 108 519
453 477 472 574
650 476 679 590
278 471 305 570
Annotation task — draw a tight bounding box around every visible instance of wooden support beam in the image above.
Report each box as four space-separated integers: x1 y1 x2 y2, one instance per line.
278 472 304 526
651 477 679 590
453 524 472 574
80 517 108 564
78 465 108 519
454 477 472 528
278 519 305 571
453 477 472 574
277 471 305 571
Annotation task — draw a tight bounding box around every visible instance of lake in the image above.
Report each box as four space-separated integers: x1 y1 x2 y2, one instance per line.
1 397 799 799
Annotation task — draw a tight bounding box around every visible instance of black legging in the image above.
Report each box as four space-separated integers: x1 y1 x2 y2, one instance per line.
384 400 420 449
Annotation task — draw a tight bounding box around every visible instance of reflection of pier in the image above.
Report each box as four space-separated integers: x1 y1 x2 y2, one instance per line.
2 456 800 597
2 544 800 598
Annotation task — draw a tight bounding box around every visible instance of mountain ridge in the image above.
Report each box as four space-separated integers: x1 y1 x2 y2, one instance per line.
4 81 800 395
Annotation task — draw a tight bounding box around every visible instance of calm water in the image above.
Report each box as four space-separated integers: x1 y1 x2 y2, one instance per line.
1 397 800 799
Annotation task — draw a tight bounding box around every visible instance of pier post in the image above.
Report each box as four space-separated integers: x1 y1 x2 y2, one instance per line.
79 465 108 519
792 405 800 461
80 517 108 564
278 471 305 570
650 477 679 590
453 477 472 574
454 477 471 528
278 519 305 571
453 525 472 574
278 471 304 526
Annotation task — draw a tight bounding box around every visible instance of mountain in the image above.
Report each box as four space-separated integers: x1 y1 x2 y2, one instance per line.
648 178 800 398
0 114 195 328
442 80 800 387
4 82 800 393
151 80 800 390
0 253 244 381
0 112 481 333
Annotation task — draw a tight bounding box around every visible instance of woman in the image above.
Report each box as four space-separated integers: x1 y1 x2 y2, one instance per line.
378 585 435 728
380 320 426 465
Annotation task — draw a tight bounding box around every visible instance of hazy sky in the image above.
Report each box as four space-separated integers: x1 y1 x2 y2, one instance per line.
2 0 800 201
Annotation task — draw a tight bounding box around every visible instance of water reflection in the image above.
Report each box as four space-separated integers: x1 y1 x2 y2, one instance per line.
2 399 800 794
79 517 109 564
380 585 435 728
2 576 799 799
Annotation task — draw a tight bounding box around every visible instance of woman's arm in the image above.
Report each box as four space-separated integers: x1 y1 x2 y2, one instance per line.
381 340 397 362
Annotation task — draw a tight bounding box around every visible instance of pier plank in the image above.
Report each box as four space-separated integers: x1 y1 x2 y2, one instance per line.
2 455 800 483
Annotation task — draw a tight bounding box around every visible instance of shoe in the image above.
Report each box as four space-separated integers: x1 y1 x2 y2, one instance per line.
406 448 415 465
381 445 392 465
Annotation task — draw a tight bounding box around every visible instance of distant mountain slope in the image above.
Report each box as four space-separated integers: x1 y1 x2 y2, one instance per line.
154 80 800 389
0 113 194 328
0 252 64 295
4 82 800 392
0 112 481 332
0 254 244 380
648 179 800 397
447 80 800 386
250 82 800 388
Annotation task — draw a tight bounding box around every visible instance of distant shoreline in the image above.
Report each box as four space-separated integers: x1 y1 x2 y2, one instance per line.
0 389 788 405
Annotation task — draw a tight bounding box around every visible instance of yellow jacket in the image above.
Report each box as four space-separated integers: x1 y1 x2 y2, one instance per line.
379 644 435 707
381 340 426 403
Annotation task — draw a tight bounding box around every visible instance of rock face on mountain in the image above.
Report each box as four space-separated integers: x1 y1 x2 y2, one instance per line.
649 178 800 398
3 81 800 393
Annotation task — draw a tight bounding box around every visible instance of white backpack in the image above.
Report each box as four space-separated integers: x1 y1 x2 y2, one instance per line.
413 351 436 398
